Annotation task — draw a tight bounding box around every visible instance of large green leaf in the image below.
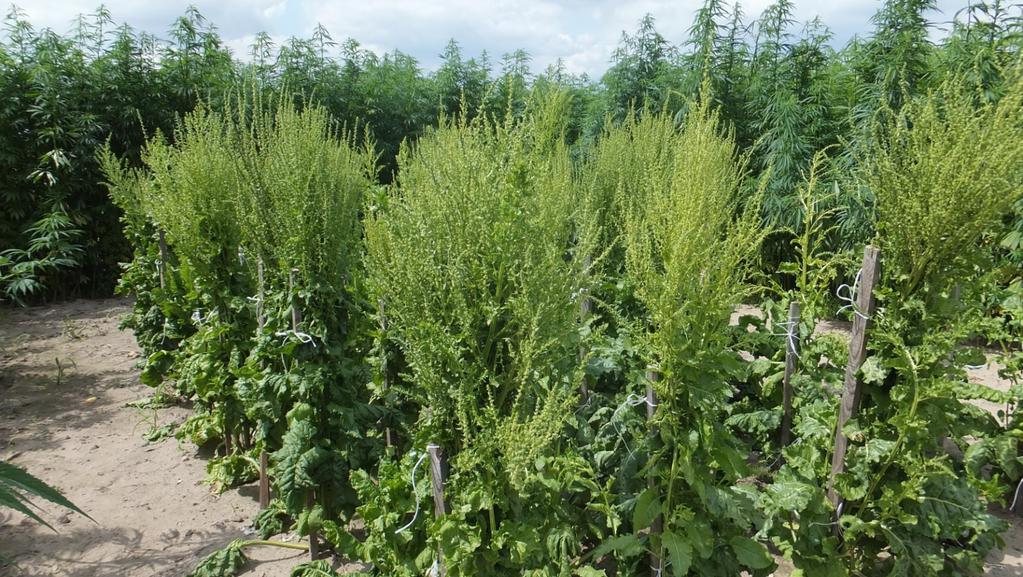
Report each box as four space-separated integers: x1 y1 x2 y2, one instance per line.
729 536 772 570
592 534 644 560
186 541 247 577
290 560 343 577
662 530 693 577
633 488 662 530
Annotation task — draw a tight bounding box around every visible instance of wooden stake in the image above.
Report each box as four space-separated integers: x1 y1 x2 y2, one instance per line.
157 229 169 290
289 268 302 330
828 246 881 516
780 301 801 447
645 368 663 577
256 260 271 509
258 450 270 509
379 298 393 448
579 255 593 399
256 260 265 331
288 267 318 555
307 491 319 560
427 443 448 577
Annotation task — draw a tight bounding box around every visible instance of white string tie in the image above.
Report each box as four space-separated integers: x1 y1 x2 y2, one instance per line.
1010 478 1023 512
275 330 318 347
836 269 870 320
625 392 657 408
810 499 843 528
772 319 801 361
191 308 215 326
396 450 430 534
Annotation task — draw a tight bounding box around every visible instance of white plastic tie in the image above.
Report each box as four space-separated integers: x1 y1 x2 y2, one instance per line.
773 319 801 361
191 308 215 326
396 450 430 534
1010 478 1023 512
625 392 657 408
275 330 318 347
836 269 870 320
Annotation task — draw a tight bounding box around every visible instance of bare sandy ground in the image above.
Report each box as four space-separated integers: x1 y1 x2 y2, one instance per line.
0 298 1020 576
0 298 325 577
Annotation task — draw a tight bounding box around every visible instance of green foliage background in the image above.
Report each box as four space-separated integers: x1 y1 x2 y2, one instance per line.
11 1 1023 577
3 0 1023 301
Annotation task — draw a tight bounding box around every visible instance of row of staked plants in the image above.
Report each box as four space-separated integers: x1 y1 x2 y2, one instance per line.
105 69 1023 577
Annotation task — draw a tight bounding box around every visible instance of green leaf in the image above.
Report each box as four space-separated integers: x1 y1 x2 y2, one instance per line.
592 534 644 560
662 530 693 577
729 536 772 570
0 461 91 529
186 541 247 577
296 504 325 536
574 568 607 577
859 356 886 384
290 560 341 577
320 520 359 557
765 481 816 512
633 488 662 529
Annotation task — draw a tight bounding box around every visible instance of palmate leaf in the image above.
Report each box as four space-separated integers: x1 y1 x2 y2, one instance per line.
0 460 91 530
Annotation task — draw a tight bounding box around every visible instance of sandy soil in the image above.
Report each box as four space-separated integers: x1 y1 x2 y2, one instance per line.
0 298 334 577
0 298 1021 576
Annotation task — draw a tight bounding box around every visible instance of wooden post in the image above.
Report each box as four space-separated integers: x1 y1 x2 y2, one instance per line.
256 260 266 331
427 443 448 577
256 259 271 509
379 299 393 448
258 451 270 509
780 301 801 447
157 229 169 290
828 246 881 516
289 268 302 330
307 491 319 560
288 267 318 555
579 255 593 399
645 368 663 577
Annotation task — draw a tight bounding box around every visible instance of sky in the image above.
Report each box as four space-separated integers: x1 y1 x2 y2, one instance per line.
14 0 966 78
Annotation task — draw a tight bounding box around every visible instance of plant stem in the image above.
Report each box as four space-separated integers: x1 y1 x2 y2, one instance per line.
238 539 310 552
855 346 919 520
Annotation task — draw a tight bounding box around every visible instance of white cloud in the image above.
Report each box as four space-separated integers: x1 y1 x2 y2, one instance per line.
9 0 968 77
